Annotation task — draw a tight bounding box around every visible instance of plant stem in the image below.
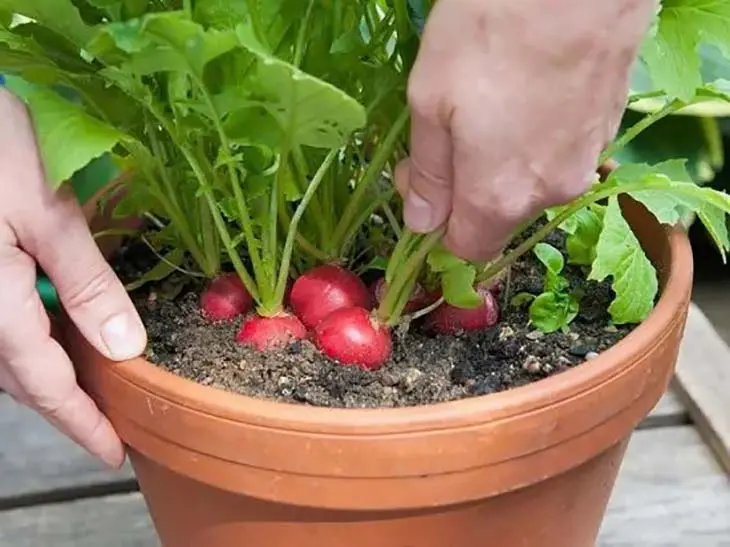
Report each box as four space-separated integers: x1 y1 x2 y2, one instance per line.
478 179 672 286
143 103 260 301
407 295 445 322
142 125 211 274
183 150 260 302
192 75 271 301
378 227 446 326
274 149 339 304
384 227 415 284
338 188 395 259
382 200 402 239
599 99 685 164
333 108 409 254
294 0 316 67
292 146 328 244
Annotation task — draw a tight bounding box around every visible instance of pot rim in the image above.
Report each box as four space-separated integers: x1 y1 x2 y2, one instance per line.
92 213 693 435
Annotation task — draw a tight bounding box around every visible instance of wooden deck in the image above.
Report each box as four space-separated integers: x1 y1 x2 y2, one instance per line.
1 303 729 546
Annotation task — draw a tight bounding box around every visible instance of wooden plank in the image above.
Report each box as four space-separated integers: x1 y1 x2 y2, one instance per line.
673 303 730 475
599 426 730 546
0 394 136 507
0 427 726 546
0 493 156 547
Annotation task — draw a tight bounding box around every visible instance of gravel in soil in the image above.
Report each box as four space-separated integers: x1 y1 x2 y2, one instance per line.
115 230 636 409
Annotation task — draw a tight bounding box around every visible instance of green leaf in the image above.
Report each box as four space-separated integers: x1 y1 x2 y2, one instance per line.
100 12 239 77
533 243 570 292
529 292 579 334
125 248 185 291
564 207 603 266
630 44 730 116
588 197 658 324
614 109 724 185
533 243 564 274
697 203 730 263
427 244 465 273
441 263 483 309
608 160 730 262
0 0 94 47
4 76 124 187
221 22 367 149
639 0 730 101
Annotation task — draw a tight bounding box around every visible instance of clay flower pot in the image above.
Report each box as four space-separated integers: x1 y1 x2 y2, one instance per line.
61 197 693 547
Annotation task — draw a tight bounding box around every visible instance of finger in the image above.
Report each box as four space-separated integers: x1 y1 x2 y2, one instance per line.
394 158 411 198
446 130 540 261
13 186 146 362
0 243 124 467
403 108 454 233
2 93 146 362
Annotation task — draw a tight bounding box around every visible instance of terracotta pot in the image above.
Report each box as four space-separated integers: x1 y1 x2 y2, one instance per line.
62 197 693 547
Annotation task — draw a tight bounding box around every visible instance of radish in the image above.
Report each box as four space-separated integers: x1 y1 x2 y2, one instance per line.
370 277 431 314
290 264 371 328
423 285 500 335
236 313 307 351
313 307 392 370
200 273 253 321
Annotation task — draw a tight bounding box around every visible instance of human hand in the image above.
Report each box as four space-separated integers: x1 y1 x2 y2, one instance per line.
0 89 146 468
396 0 656 260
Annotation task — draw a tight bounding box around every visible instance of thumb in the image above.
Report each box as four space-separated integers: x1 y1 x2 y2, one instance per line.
401 111 454 233
19 188 146 362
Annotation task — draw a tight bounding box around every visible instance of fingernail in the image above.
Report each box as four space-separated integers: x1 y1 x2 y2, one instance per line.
405 190 436 232
101 313 146 360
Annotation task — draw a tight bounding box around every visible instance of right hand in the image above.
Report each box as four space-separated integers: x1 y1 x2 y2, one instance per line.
396 0 655 261
0 89 147 468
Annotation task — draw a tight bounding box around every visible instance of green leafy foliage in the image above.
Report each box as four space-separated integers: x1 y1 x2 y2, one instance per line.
588 197 658 324
0 0 94 47
639 0 730 101
427 245 482 308
4 0 730 341
584 159 730 324
4 76 124 186
513 243 580 333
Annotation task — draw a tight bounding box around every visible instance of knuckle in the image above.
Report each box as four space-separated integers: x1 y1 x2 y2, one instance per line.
409 155 451 190
407 81 446 125
61 265 118 311
550 183 587 205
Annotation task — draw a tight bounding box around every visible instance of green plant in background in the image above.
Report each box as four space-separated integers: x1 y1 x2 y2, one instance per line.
618 1 730 192
1 0 730 370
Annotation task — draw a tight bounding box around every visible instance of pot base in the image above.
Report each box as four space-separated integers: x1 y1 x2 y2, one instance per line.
131 439 628 547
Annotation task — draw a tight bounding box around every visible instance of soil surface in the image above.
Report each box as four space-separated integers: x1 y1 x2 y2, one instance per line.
114 231 636 408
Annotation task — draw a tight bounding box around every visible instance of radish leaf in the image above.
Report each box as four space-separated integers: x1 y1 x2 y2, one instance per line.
588 197 658 324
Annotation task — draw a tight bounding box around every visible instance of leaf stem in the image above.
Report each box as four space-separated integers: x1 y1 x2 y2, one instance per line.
477 178 686 286
143 103 260 301
378 228 446 326
274 149 339 304
599 98 685 164
294 0 316 67
191 74 271 302
333 108 409 254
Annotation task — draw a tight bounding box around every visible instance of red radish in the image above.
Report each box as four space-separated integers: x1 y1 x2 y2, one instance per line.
370 277 431 313
200 273 253 321
290 264 371 328
313 307 392 370
236 313 307 351
423 286 500 335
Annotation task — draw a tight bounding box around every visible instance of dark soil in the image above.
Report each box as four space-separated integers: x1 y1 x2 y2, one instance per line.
113 231 635 409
